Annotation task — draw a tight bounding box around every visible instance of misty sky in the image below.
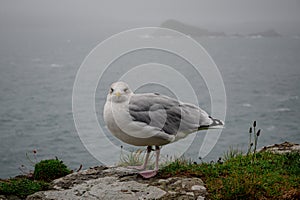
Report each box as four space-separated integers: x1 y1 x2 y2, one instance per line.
1 0 300 34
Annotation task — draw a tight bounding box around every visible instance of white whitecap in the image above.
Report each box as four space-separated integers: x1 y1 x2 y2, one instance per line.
266 125 275 131
278 95 298 102
274 108 291 112
242 103 252 107
50 63 64 68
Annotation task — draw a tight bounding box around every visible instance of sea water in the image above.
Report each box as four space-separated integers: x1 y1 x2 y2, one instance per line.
0 35 299 178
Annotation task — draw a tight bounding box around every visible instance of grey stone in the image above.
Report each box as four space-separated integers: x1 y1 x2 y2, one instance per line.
197 196 205 200
186 192 194 196
191 185 206 191
27 171 166 200
0 195 20 200
26 166 209 200
259 142 300 154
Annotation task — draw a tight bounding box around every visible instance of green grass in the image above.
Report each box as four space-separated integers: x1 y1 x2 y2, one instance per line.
159 151 300 200
0 158 71 198
0 178 49 198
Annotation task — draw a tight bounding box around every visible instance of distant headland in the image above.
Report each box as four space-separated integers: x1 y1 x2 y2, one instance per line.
160 19 282 38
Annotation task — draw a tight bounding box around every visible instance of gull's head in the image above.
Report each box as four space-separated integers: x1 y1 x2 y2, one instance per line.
107 82 132 103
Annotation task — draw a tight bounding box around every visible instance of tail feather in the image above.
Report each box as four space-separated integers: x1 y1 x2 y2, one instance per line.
198 116 224 130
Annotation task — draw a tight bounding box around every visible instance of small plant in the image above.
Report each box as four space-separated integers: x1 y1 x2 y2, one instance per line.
26 149 38 165
33 158 71 182
247 127 253 155
19 150 81 178
223 146 243 162
246 121 262 161
118 146 178 169
0 178 48 198
18 149 39 178
118 146 152 167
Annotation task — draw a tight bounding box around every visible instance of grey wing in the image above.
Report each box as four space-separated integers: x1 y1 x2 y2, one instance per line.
129 93 214 135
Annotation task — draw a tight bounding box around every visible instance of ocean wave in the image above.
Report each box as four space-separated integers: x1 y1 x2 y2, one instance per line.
32 58 42 63
50 63 64 68
278 95 298 102
242 103 252 107
266 125 275 131
274 108 291 112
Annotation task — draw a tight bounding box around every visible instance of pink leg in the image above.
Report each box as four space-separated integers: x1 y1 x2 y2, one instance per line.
139 146 160 178
128 146 151 170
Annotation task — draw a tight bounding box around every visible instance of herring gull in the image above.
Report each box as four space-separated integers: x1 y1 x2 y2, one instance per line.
103 82 224 178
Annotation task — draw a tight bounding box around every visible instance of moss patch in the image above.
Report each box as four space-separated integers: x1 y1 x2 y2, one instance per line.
34 158 71 182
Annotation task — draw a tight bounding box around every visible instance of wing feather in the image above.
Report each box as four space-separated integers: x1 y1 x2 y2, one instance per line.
129 93 213 135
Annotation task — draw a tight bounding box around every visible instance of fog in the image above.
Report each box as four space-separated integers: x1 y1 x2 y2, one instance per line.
1 0 300 35
1 0 300 179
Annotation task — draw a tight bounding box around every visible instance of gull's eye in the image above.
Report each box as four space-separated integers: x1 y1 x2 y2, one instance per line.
110 88 114 94
124 88 128 93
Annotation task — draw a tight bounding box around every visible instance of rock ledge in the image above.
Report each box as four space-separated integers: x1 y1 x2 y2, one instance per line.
259 141 300 154
27 166 207 200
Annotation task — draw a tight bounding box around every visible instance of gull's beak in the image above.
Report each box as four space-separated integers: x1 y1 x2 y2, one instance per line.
115 92 121 97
